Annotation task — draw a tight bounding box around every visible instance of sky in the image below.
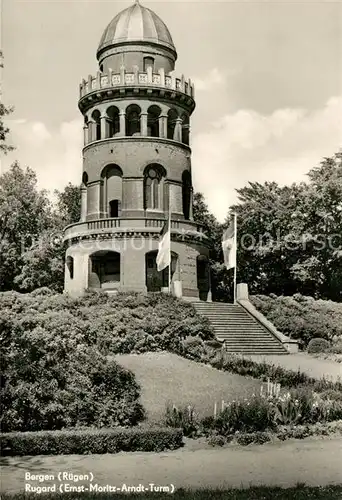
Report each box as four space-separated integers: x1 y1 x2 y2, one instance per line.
1 0 342 221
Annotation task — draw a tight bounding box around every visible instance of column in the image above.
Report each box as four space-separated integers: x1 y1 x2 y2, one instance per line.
80 185 87 222
173 117 183 142
87 181 101 220
140 112 148 136
87 120 95 143
100 114 108 139
189 188 194 219
119 111 126 137
102 177 108 217
159 114 167 138
83 125 88 146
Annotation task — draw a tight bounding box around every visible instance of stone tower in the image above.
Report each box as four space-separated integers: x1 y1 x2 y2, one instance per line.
63 0 211 299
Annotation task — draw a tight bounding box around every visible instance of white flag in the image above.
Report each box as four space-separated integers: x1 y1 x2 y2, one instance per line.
156 218 171 272
222 216 237 270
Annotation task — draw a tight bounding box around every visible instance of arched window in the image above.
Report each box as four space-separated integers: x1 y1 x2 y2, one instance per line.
181 113 190 145
82 172 88 186
144 164 166 210
66 256 74 280
147 105 161 137
167 109 178 140
106 106 120 137
101 164 123 217
126 104 141 136
144 57 154 73
182 170 191 220
91 110 101 141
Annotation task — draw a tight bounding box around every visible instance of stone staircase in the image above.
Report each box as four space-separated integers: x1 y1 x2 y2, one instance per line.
193 302 288 355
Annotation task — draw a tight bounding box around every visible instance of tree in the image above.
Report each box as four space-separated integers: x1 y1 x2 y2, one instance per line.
0 160 81 292
227 151 342 301
0 52 15 155
14 183 82 293
193 192 233 301
0 162 53 290
54 182 81 226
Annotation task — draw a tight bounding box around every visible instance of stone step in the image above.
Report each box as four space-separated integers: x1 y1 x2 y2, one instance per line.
194 302 287 355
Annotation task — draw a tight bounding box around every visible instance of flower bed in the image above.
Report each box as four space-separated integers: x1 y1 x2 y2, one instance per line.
164 380 342 445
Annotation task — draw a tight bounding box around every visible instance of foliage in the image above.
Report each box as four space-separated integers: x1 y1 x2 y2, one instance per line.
203 349 342 393
0 290 214 431
307 338 331 354
0 426 183 456
54 182 81 226
165 388 342 438
209 395 275 433
229 151 342 302
0 292 148 432
0 163 53 290
250 293 342 347
192 151 342 302
0 52 15 155
193 193 232 302
208 421 342 447
164 402 199 438
0 162 81 292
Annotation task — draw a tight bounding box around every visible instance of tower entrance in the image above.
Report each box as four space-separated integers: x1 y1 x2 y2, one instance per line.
89 251 120 289
145 251 178 292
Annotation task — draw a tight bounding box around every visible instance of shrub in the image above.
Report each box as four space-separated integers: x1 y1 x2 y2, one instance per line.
181 336 207 361
0 289 215 432
203 349 342 393
1 335 145 432
250 294 342 347
211 396 275 434
0 427 183 456
329 339 342 354
307 338 331 354
164 403 199 438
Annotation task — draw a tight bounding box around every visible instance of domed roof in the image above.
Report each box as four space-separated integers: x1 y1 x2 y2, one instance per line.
97 1 176 57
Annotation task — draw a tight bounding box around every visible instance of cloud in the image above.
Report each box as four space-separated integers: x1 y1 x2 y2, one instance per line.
1 118 83 194
192 68 234 91
191 95 342 221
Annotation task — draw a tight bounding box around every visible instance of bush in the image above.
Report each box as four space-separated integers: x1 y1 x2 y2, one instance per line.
1 336 145 432
181 336 207 361
307 338 331 353
210 396 275 434
204 349 342 393
164 388 342 440
164 403 199 438
250 294 342 347
0 426 183 456
0 289 214 432
329 339 342 354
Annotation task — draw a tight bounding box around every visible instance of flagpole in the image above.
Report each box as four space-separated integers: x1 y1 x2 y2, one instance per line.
233 213 237 304
168 194 172 294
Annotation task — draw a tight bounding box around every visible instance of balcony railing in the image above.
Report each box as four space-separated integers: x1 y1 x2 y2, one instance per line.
79 67 194 100
64 217 206 241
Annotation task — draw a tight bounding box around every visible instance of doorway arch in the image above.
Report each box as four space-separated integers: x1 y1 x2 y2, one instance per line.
145 250 178 292
89 251 121 289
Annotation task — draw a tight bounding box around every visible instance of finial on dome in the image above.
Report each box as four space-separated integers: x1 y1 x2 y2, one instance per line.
135 0 140 4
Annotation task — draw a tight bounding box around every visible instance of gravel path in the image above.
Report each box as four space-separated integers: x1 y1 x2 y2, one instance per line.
2 437 342 493
249 353 342 382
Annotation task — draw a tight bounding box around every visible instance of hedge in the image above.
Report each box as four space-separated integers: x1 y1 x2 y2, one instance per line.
0 426 183 457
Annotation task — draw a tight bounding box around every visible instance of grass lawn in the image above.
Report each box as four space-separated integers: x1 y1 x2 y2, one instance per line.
114 352 262 422
2 486 342 499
